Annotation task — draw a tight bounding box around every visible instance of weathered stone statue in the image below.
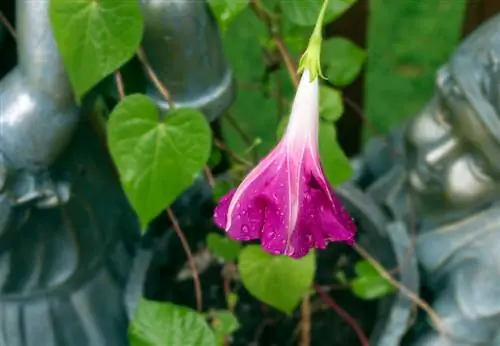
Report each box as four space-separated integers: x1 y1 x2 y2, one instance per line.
357 13 500 346
0 0 233 345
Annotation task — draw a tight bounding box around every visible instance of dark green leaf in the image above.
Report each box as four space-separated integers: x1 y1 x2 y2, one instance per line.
129 299 217 346
208 147 223 168
107 95 212 230
238 245 315 314
280 0 356 27
213 180 234 202
98 58 148 101
283 21 311 54
322 37 366 86
220 8 278 159
208 310 240 345
334 270 348 285
319 86 343 121
226 293 239 312
49 0 144 102
318 120 353 187
208 0 249 33
350 260 396 300
276 116 288 140
206 233 242 261
263 0 281 9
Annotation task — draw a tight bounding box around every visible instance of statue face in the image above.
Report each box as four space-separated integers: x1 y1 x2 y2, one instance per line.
405 65 499 209
404 15 500 211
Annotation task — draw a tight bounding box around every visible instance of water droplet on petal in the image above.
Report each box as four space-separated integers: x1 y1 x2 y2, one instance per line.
242 225 249 234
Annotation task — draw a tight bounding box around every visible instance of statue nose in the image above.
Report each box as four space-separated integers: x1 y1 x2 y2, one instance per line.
0 0 79 170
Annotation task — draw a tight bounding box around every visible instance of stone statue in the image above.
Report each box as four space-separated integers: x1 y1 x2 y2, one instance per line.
356 13 500 346
0 0 233 345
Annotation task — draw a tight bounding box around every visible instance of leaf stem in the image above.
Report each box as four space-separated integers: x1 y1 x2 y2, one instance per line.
214 138 254 167
300 295 311 346
352 243 464 344
166 208 203 312
249 0 299 87
204 165 216 188
136 47 175 107
223 111 259 163
314 283 369 346
0 10 16 40
274 36 299 87
114 71 125 100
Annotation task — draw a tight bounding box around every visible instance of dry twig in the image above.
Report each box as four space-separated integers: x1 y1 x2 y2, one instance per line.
300 295 312 346
167 208 203 312
0 10 16 40
314 284 370 346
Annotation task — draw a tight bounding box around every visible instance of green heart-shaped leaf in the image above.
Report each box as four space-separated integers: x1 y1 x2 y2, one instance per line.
208 0 249 33
208 309 240 345
49 0 144 102
322 37 366 87
107 94 212 230
319 85 344 122
206 233 242 262
129 299 217 346
351 260 396 300
318 120 353 187
238 245 315 314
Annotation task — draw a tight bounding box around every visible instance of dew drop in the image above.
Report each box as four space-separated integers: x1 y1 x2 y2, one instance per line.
242 225 249 234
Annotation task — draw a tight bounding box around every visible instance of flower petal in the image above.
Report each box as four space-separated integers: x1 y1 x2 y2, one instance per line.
307 151 356 240
259 177 291 256
259 150 305 257
220 146 287 241
213 189 235 229
260 151 355 259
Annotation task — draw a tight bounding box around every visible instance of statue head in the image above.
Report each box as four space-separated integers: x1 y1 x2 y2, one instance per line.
405 15 500 212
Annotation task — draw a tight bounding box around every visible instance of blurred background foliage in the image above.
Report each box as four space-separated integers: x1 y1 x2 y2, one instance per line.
217 0 466 157
365 0 465 136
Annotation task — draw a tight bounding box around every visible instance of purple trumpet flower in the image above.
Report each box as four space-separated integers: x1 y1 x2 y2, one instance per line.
214 69 356 258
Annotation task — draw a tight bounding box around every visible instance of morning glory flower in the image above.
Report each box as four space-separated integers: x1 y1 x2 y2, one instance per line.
213 0 356 258
214 68 356 258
